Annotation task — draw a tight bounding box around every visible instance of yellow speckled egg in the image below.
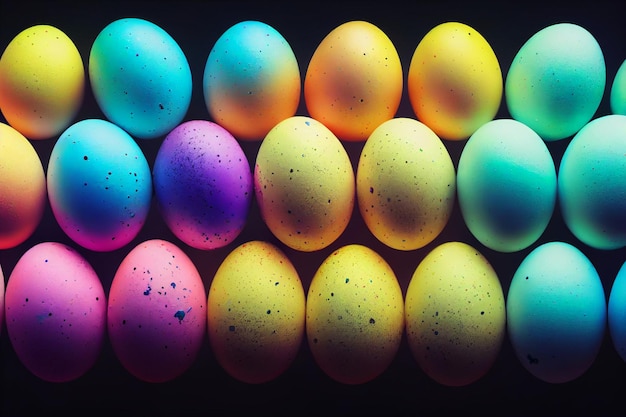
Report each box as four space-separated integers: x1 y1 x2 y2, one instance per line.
304 21 403 142
408 22 502 141
405 241 506 386
356 117 456 250
254 116 355 252
306 244 404 384
207 240 305 384
0 25 84 140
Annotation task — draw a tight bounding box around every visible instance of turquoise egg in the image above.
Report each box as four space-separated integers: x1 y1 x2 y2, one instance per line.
611 59 626 115
609 260 626 362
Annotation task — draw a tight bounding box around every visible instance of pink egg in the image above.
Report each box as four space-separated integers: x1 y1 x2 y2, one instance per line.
107 239 207 382
4 242 106 382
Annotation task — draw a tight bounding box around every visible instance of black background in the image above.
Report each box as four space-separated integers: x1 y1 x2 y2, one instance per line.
1 1 626 416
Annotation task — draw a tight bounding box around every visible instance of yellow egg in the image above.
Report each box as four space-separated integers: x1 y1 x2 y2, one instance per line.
356 117 456 250
306 244 404 384
254 116 355 252
408 22 503 141
405 241 506 386
304 21 403 142
207 240 306 384
0 25 85 140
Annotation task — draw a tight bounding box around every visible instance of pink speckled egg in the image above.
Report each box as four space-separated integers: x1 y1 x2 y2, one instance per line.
107 239 207 382
4 242 106 382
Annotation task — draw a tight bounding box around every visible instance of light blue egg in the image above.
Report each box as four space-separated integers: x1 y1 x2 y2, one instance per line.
611 59 626 115
609 260 626 362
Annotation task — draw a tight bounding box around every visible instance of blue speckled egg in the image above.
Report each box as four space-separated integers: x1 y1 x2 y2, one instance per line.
609 260 626 363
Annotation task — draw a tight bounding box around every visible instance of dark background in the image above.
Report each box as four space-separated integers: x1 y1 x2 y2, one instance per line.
1 1 626 416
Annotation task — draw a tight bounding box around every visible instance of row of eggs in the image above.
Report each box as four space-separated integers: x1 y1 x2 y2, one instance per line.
0 237 624 387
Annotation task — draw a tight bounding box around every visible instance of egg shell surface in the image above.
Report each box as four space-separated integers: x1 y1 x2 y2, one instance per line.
207 240 306 384
107 239 207 383
4 242 106 382
153 120 252 250
0 265 4 337
609 260 626 362
0 24 85 140
306 244 404 384
611 59 626 115
506 241 606 384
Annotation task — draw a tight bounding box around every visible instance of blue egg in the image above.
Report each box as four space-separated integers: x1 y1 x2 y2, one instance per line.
609 261 626 363
611 59 626 115
507 241 606 384
47 119 152 252
89 18 192 140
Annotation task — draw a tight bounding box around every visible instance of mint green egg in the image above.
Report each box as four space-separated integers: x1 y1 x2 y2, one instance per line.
611 60 626 115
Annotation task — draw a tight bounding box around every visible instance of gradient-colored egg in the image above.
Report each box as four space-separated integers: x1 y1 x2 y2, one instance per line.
0 122 47 249
356 117 456 250
254 116 354 252
203 20 300 141
153 120 252 250
611 60 626 115
89 18 192 140
507 241 606 383
558 115 626 250
306 244 404 384
5 242 106 382
405 241 506 386
408 22 502 141
457 119 557 252
609 260 626 362
0 265 4 337
207 240 305 384
107 239 207 383
304 21 403 142
47 119 152 252
505 23 605 141
0 25 84 140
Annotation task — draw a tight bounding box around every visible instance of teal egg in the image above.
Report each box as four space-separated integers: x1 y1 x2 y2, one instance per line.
610 59 626 115
609 260 626 363
457 119 556 252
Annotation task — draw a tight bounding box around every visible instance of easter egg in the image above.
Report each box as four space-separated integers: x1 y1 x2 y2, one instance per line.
0 122 47 249
4 242 106 382
611 59 626 115
505 23 605 141
407 22 503 141
304 21 403 142
0 24 84 140
107 239 207 383
609 260 626 362
405 241 506 386
356 117 456 250
89 18 192 140
47 119 152 252
457 119 557 252
306 244 404 384
254 116 355 252
203 20 301 141
507 241 606 383
207 240 306 384
153 120 253 250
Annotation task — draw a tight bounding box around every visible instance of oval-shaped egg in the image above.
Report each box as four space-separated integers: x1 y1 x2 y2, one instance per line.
611 59 626 116
89 18 192 140
47 119 152 252
153 120 252 250
0 264 4 337
0 122 47 249
0 25 84 140
507 241 606 384
609 260 626 363
304 20 403 142
107 239 207 383
254 116 355 252
306 244 404 384
405 241 506 386
4 242 106 382
356 117 456 250
407 21 503 141
203 20 301 141
558 115 626 250
207 240 305 384
457 119 557 253
505 23 606 141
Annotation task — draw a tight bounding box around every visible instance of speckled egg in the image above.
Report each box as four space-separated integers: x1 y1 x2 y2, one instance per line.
107 239 207 383
356 117 456 250
306 244 404 384
153 120 252 250
611 60 626 115
254 116 355 252
47 119 152 252
207 240 305 384
609 260 626 363
405 241 506 386
4 242 106 382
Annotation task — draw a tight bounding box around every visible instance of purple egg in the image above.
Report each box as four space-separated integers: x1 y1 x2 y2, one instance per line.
153 120 252 250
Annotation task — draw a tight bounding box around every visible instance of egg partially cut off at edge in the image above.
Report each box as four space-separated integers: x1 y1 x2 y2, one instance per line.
611 59 626 116
609 261 626 363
